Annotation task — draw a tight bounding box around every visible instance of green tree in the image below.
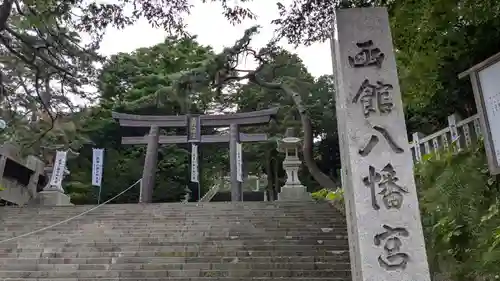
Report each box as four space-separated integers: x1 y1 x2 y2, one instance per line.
390 0 500 134
271 0 500 135
415 144 500 280
155 26 340 197
0 0 259 157
233 53 340 197
64 36 226 204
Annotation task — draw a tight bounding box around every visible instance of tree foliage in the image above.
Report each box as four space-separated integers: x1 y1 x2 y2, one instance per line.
152 26 341 197
271 0 500 135
1 1 498 276
0 0 258 157
231 49 339 197
64 36 227 204
59 26 340 203
415 144 500 280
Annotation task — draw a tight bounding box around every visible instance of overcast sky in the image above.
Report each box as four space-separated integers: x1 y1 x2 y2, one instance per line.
95 0 333 78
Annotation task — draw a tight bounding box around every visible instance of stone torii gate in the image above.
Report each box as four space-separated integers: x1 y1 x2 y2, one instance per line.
112 108 278 203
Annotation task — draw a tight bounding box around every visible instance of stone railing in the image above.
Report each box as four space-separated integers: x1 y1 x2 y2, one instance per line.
410 113 482 163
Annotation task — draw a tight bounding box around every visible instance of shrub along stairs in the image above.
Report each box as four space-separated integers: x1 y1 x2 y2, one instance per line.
0 201 350 280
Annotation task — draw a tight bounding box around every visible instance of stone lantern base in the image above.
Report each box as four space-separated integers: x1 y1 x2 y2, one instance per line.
31 188 73 206
31 164 74 206
278 184 312 201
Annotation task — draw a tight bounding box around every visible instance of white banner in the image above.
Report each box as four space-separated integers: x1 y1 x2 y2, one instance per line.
191 144 199 183
236 142 243 182
49 150 67 189
92 148 104 187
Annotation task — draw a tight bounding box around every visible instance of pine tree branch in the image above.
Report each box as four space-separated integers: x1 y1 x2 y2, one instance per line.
0 0 13 31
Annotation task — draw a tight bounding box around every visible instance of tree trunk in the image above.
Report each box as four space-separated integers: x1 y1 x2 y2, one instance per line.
251 77 338 190
0 0 13 31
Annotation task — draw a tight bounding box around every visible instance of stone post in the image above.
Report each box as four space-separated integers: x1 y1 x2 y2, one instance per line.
277 128 311 201
411 132 425 163
25 156 45 196
447 113 462 151
332 7 430 281
140 125 159 203
229 123 242 201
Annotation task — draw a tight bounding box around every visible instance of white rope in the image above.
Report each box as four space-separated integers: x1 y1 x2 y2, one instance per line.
0 178 142 244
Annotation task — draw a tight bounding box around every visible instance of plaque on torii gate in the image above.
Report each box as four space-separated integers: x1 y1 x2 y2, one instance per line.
112 108 278 203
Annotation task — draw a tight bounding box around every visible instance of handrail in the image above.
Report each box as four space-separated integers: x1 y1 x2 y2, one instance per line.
199 183 221 202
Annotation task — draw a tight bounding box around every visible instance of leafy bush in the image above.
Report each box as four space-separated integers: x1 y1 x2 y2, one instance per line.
312 188 345 214
311 188 329 201
415 142 500 280
311 142 500 280
312 188 343 201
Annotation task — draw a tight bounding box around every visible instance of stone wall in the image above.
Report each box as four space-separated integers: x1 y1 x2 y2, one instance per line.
0 143 46 205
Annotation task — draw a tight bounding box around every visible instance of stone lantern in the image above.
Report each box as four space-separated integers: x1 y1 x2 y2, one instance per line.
277 128 311 201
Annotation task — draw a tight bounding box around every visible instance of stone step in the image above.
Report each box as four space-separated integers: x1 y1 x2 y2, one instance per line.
0 229 347 235
0 269 351 278
0 217 345 222
1 244 349 253
0 209 342 214
0 235 348 243
1 208 345 219
3 243 349 253
1 205 339 209
10 249 350 259
1 222 347 229
0 215 344 220
0 255 349 265
7 232 348 243
0 201 332 207
0 202 350 281
0 238 348 249
0 232 348 240
1 218 345 225
0 211 343 216
0 262 351 271
0 237 348 246
2 210 343 215
0 213 344 220
0 224 345 232
13 211 339 215
0 235 348 245
1 223 346 228
0 229 348 237
0 274 351 281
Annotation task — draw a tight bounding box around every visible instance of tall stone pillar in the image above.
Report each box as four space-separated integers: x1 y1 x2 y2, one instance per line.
332 7 430 281
140 125 159 203
229 123 242 201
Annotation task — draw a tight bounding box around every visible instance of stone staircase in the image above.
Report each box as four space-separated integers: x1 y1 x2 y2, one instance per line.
0 201 350 281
